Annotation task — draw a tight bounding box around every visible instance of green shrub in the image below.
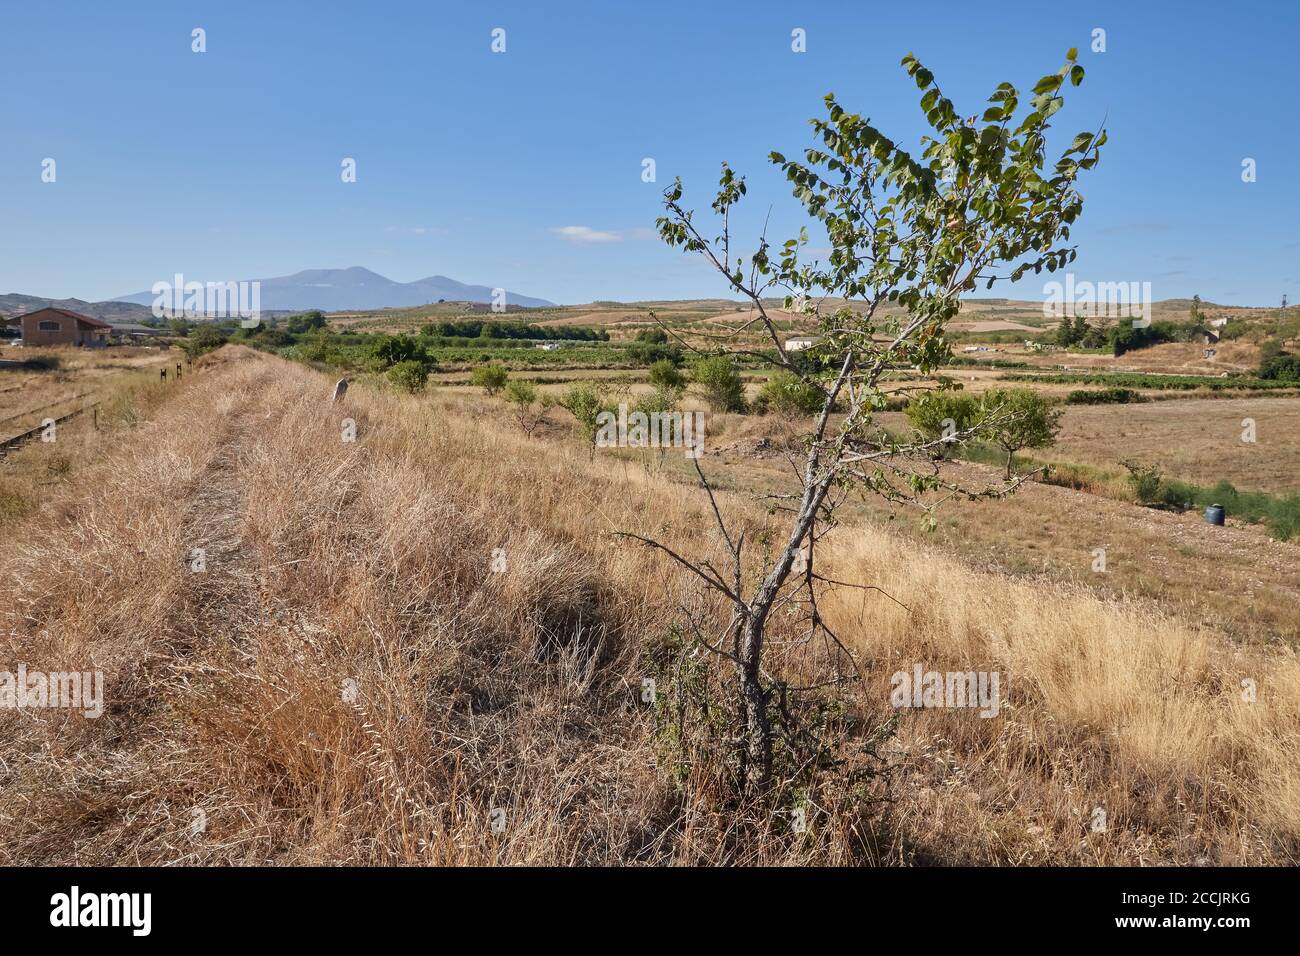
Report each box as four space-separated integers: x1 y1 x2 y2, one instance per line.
1257 341 1300 381
249 327 293 350
690 356 746 413
286 310 327 334
758 371 824 418
648 359 686 390
634 384 682 416
387 360 429 394
372 334 428 369
905 391 981 450
184 325 228 359
503 379 537 405
295 338 345 366
628 342 683 366
1065 387 1148 404
471 363 509 395
1120 459 1164 505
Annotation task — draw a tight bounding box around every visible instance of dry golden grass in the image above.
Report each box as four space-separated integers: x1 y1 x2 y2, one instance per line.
827 532 1300 863
1 346 1296 865
691 421 1300 645
1049 396 1300 494
0 346 175 439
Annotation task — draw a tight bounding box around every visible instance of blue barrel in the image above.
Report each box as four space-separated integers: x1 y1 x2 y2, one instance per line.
1204 504 1225 526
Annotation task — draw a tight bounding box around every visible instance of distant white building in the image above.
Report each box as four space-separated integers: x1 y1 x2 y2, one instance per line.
535 342 562 351
783 335 818 352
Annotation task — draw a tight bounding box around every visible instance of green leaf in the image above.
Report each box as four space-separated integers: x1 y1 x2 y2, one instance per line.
1032 74 1061 95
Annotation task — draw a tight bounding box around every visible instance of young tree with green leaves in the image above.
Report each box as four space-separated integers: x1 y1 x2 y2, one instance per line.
286 310 327 334
503 379 553 437
184 325 228 359
632 49 1104 796
557 382 613 457
648 358 686 391
980 388 1062 477
373 334 428 369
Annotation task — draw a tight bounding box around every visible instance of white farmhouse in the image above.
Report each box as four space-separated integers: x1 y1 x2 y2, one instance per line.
783 335 818 352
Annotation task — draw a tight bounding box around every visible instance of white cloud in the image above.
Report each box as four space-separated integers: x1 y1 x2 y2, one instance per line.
549 225 622 243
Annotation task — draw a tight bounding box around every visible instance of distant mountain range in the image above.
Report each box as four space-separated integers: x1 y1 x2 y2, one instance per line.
111 267 554 312
0 267 553 322
0 293 156 323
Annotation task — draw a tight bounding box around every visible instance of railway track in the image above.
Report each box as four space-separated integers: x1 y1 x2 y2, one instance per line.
0 400 101 457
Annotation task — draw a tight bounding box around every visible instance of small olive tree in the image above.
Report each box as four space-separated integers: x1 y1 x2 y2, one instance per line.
629 49 1104 796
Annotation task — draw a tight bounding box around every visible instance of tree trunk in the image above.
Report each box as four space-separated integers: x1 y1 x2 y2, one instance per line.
736 618 773 793
732 470 835 796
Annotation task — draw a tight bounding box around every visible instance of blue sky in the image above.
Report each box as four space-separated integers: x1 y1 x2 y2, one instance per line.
1 0 1295 306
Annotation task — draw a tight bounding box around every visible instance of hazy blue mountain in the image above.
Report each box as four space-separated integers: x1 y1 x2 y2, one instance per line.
111 266 554 312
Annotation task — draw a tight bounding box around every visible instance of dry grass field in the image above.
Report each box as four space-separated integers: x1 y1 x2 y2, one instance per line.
0 346 175 442
1 345 1297 865
1051 396 1300 494
689 425 1300 645
862 396 1300 495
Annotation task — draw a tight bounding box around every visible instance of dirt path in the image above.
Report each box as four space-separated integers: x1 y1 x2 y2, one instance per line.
172 366 281 650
